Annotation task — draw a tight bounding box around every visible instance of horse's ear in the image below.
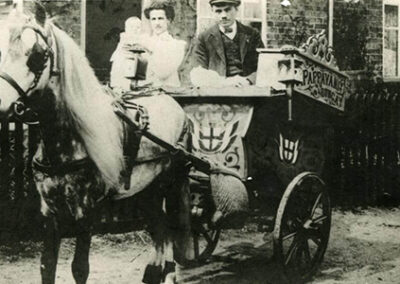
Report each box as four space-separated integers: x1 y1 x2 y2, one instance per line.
34 0 47 26
25 0 47 27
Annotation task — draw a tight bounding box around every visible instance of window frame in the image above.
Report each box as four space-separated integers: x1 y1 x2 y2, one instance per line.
196 0 267 45
383 0 400 79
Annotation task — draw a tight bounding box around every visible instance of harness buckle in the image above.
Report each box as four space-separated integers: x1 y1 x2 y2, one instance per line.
13 100 26 116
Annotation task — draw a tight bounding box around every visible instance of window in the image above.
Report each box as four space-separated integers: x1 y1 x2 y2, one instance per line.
384 0 400 77
196 0 266 44
0 0 20 24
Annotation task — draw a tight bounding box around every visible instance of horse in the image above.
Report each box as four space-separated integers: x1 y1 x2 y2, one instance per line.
0 4 192 284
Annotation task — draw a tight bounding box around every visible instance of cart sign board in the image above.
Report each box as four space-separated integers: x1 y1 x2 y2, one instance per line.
257 31 349 112
294 53 348 112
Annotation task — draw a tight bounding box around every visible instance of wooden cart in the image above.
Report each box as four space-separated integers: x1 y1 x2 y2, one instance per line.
169 31 349 283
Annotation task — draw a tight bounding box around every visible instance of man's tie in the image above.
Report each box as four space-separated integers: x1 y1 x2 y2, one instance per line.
223 26 233 33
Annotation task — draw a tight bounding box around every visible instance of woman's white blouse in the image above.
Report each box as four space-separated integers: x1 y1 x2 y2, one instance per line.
142 32 186 87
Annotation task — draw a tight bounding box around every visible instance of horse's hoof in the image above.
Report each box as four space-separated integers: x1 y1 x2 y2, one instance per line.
162 261 175 281
164 273 176 284
142 264 162 284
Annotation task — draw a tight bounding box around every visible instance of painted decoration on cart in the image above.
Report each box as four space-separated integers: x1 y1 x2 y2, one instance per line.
246 101 330 188
278 133 300 165
184 104 253 179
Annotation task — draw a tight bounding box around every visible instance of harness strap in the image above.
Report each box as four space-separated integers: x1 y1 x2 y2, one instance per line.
120 117 141 190
134 153 171 164
112 98 149 190
0 72 28 99
23 25 59 77
32 156 94 176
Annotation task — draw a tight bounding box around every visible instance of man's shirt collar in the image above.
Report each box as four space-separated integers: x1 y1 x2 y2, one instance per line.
219 21 237 40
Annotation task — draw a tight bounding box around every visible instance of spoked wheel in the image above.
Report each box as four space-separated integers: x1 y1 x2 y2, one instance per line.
273 172 331 283
178 186 221 267
191 219 220 263
177 218 220 267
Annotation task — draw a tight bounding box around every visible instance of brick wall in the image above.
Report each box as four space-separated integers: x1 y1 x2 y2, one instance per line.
266 0 329 48
364 0 383 76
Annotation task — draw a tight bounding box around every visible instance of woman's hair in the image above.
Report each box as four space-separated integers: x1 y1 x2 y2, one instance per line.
144 1 175 21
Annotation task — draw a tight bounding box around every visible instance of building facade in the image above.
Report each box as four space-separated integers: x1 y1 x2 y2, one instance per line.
0 0 395 84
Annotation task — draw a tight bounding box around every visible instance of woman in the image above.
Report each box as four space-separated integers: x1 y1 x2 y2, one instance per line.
110 1 186 89
142 0 186 87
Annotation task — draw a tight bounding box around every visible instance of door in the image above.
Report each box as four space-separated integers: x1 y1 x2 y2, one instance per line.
86 0 142 82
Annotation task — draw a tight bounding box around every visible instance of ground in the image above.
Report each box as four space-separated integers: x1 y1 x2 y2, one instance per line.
1 207 400 284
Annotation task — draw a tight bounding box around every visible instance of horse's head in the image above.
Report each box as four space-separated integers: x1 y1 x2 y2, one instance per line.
0 3 56 117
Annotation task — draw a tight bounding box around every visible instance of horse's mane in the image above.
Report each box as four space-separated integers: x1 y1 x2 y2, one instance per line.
49 23 124 186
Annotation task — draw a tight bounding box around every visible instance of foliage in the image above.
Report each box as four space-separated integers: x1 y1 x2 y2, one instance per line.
24 0 81 42
281 9 309 47
333 1 368 71
277 4 309 47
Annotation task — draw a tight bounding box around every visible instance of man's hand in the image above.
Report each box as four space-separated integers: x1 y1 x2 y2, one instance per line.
190 66 227 87
223 75 251 88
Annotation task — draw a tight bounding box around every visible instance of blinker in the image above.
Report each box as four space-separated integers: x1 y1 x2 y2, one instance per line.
27 42 48 73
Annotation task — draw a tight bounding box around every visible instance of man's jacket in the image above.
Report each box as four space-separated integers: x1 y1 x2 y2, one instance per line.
191 21 264 84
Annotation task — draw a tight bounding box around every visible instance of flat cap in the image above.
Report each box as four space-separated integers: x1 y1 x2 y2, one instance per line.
209 0 241 6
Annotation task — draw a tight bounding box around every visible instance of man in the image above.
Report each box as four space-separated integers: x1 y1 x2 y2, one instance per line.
191 0 264 87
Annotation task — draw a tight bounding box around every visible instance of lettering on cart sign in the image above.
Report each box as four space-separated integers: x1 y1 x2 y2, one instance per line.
295 63 347 111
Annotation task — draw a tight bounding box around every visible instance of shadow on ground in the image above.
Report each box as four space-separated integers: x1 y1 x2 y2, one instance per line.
180 210 400 284
180 240 285 284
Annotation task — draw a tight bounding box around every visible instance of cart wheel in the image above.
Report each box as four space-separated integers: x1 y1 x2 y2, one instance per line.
192 220 220 263
273 172 331 283
178 219 220 267
178 188 221 267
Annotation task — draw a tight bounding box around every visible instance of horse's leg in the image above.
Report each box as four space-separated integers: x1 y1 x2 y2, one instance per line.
141 189 165 284
71 230 92 284
40 217 61 284
142 238 164 284
173 177 193 262
166 168 193 283
162 236 176 284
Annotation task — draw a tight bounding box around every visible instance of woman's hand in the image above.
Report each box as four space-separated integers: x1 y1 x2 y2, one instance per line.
121 43 153 57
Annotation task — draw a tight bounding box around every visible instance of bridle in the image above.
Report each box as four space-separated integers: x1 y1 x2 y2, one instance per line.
0 24 58 116
0 24 93 176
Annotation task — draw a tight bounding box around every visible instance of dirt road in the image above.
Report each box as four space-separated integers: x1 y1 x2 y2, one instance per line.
1 208 400 283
